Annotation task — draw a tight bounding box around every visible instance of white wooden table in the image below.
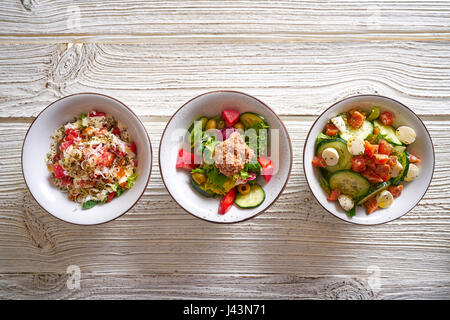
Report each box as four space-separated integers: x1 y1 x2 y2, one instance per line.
0 1 449 299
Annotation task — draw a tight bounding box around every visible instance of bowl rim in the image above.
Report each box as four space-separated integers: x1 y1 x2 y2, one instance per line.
302 94 435 226
21 92 153 226
159 90 293 224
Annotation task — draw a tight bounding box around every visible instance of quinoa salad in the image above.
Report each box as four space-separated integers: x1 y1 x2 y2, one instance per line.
46 110 138 209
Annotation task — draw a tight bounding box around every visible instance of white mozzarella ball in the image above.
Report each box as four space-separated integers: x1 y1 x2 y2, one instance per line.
331 116 346 133
338 194 354 212
377 190 394 208
389 160 403 178
347 136 365 155
322 147 340 166
405 163 419 181
396 126 416 145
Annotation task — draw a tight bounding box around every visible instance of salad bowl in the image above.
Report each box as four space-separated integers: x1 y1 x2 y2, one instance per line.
159 90 292 223
303 95 434 225
22 93 152 225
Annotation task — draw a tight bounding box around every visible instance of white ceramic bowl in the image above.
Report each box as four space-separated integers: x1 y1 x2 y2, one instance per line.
159 90 292 223
303 95 435 225
22 93 152 225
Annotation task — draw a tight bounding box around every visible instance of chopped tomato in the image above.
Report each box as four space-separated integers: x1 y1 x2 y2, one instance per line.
365 196 379 214
130 141 137 154
97 151 115 167
218 188 236 214
361 169 383 183
258 156 273 182
312 156 326 168
387 155 398 167
89 111 106 117
375 164 390 181
374 154 389 165
324 123 339 136
368 126 381 144
112 126 121 135
59 176 73 186
348 111 366 129
409 153 421 163
176 149 197 171
327 189 340 201
65 128 80 141
221 109 240 127
365 157 377 171
52 153 60 162
258 156 271 168
59 140 73 152
132 159 138 167
52 163 66 179
106 192 115 203
364 141 379 158
388 185 403 198
378 139 393 155
351 155 366 173
379 111 395 126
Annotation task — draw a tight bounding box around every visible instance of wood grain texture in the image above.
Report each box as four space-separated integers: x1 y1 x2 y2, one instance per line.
0 118 448 300
0 0 449 300
0 41 449 118
1 1 450 42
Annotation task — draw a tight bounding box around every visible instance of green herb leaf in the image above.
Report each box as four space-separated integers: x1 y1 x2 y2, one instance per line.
347 206 356 217
82 200 98 209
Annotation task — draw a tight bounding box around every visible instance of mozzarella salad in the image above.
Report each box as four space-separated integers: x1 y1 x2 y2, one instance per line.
312 107 421 216
46 111 138 209
176 110 274 214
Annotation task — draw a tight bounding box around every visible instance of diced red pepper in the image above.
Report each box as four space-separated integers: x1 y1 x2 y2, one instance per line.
52 163 66 179
89 111 106 117
312 156 326 168
361 169 383 184
348 111 366 129
375 164 390 182
324 123 339 136
374 154 389 165
364 141 379 158
130 141 137 154
218 188 236 215
327 188 340 201
388 185 404 198
106 192 115 203
112 126 121 135
221 109 240 127
379 111 395 126
378 139 393 155
351 155 366 173
364 157 377 171
65 128 80 141
409 153 421 163
365 196 379 214
176 148 197 171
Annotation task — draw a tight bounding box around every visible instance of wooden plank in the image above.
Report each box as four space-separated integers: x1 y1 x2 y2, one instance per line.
2 272 446 300
1 1 450 43
0 117 448 294
0 41 449 118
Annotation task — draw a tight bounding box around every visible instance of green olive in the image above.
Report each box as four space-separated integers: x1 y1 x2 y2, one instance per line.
205 119 217 130
233 122 245 131
192 172 206 185
217 120 225 129
237 183 251 195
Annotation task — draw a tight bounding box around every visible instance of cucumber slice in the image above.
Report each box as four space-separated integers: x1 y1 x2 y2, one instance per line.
339 120 373 141
392 150 410 185
373 120 402 146
316 138 352 172
235 184 265 208
191 178 216 198
329 170 371 199
356 181 391 205
392 145 406 156
239 112 269 129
